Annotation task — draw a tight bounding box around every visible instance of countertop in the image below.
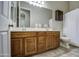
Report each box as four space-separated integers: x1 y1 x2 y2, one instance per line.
10 27 59 32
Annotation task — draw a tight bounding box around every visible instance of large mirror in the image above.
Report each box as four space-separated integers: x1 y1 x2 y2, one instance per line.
11 1 52 28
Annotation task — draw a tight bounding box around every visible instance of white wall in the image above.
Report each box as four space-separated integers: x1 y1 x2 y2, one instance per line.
69 1 79 11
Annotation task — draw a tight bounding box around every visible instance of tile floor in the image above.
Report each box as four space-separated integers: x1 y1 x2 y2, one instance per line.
33 46 79 57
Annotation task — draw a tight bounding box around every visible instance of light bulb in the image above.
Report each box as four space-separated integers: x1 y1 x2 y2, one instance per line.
33 3 37 6
38 1 41 4
41 1 44 5
28 1 44 8
29 1 33 5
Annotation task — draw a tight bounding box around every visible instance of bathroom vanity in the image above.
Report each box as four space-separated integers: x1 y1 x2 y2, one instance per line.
0 1 60 57
9 1 60 57
11 30 60 57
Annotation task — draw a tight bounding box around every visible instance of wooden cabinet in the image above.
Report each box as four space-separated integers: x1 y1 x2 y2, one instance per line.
38 36 46 52
11 31 60 57
11 38 23 57
24 37 37 55
55 10 63 21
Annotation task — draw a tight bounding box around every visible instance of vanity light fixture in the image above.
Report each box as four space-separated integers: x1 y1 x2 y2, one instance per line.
27 1 45 8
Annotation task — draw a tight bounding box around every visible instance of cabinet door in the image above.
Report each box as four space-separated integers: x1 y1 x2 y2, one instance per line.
11 38 23 57
46 36 52 50
37 36 46 52
24 37 37 55
51 35 60 48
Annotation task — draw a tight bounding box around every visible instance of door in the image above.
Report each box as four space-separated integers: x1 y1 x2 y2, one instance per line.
51 35 60 48
11 38 23 57
0 1 10 57
0 1 9 18
46 36 52 50
24 37 37 55
37 36 46 52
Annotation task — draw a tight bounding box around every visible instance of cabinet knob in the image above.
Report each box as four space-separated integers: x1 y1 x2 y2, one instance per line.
8 24 13 27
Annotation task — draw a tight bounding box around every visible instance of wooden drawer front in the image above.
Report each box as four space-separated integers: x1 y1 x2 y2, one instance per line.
51 32 60 36
46 31 60 36
37 32 46 36
11 32 36 38
46 32 52 35
24 37 37 55
37 36 46 52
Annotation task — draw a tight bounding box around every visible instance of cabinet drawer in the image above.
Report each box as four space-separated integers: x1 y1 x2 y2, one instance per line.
51 32 60 35
37 32 46 36
46 31 60 35
11 32 37 38
46 32 52 35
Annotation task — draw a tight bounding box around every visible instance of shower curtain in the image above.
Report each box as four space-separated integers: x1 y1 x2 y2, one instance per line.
63 9 79 47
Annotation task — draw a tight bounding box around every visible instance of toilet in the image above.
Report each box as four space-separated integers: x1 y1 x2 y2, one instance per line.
60 36 71 49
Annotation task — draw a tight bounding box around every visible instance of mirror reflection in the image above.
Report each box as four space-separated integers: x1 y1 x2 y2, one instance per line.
11 1 52 28
20 9 30 27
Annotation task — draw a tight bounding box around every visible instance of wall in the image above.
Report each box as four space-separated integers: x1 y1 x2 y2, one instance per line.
69 1 79 11
44 1 69 35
